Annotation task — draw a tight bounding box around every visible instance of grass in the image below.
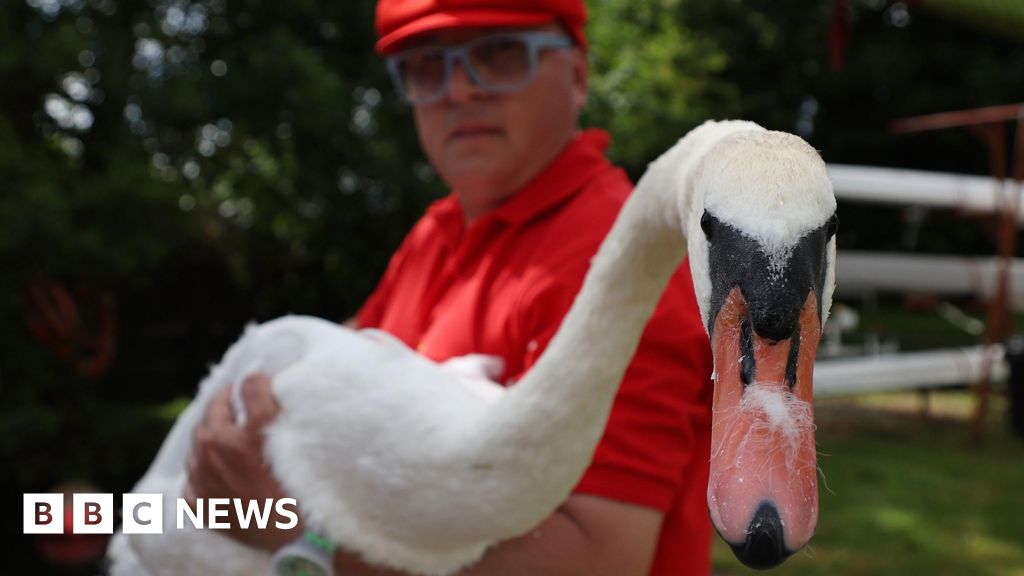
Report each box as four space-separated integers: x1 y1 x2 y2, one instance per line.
711 390 1024 576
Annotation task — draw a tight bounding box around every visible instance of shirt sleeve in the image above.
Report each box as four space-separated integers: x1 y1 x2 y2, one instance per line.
356 199 459 332
355 251 402 329
514 262 714 512
355 213 429 329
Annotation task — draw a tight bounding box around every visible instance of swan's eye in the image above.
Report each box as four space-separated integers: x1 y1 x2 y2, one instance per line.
826 213 839 240
700 211 714 241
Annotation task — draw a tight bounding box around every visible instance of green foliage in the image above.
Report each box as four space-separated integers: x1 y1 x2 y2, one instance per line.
919 0 1024 41
585 0 733 169
0 2 439 547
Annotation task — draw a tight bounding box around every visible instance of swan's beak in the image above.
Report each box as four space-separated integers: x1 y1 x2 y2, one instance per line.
707 286 820 570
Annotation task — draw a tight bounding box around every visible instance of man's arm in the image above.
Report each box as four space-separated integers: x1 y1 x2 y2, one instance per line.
333 494 662 576
187 375 663 576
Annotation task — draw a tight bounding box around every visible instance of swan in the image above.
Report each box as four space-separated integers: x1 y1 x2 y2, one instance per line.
107 119 837 574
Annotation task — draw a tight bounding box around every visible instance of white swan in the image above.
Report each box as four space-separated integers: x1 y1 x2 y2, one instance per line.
107 119 837 574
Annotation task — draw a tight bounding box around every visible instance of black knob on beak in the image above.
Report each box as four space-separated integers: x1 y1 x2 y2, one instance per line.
729 501 793 570
747 284 803 343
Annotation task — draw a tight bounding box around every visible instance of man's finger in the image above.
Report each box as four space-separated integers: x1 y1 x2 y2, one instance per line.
205 385 235 426
188 446 233 500
240 373 279 427
182 482 196 505
185 453 204 500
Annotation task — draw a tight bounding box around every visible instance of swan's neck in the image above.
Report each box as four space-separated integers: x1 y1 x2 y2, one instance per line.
437 143 709 540
479 168 689 458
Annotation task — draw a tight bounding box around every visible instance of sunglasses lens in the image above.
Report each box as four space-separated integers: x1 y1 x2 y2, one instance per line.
394 49 446 103
468 37 532 90
389 33 566 104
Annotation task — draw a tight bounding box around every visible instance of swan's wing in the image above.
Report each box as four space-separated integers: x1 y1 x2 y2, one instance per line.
110 376 219 574
265 330 514 575
363 328 508 404
115 316 510 576
107 532 152 576
130 396 205 494
119 527 271 576
358 327 410 349
132 318 311 491
439 354 507 405
110 316 322 574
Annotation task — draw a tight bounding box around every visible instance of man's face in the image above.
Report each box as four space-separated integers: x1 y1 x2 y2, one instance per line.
406 24 588 215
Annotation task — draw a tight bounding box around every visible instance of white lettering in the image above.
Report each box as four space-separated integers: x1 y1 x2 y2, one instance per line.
27 493 304 534
208 498 231 529
275 498 299 529
176 498 203 529
233 498 273 529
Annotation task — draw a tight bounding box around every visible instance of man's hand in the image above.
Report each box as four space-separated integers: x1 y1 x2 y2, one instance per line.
184 373 303 551
332 494 662 576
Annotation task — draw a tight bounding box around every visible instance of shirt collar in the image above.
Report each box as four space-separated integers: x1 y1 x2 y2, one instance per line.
491 129 613 224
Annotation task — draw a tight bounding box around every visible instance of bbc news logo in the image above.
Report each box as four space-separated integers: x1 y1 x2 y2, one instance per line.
24 493 299 534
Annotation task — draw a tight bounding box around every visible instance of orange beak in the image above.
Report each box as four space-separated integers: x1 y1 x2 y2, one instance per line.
707 286 820 569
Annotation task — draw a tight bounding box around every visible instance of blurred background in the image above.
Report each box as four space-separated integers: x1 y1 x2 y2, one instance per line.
2 0 1023 574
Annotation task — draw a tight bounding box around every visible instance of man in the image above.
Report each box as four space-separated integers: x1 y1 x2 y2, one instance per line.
185 1 715 574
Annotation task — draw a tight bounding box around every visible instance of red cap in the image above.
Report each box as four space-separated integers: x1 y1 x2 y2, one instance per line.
375 0 587 54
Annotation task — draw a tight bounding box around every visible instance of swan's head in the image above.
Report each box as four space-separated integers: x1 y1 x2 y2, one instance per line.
686 128 837 569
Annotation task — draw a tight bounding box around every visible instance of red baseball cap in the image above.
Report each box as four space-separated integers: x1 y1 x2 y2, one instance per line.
375 0 588 54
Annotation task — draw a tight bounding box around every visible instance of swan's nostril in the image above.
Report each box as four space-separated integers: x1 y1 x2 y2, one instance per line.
739 318 755 385
728 501 792 570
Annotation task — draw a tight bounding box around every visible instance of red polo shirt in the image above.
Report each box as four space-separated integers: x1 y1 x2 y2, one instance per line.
358 129 714 575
